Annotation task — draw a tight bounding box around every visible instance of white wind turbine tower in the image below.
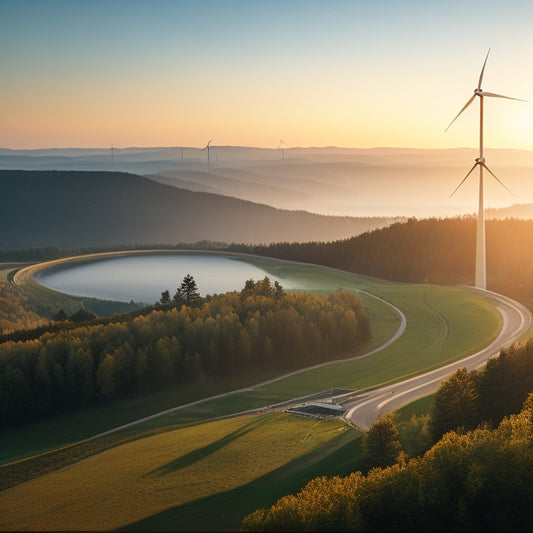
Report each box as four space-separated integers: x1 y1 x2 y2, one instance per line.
445 49 525 290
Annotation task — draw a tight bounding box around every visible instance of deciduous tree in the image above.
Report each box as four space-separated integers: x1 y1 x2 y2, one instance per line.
362 414 404 469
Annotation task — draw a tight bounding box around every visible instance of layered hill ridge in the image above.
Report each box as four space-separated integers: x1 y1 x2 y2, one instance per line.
0 170 400 248
2 146 533 217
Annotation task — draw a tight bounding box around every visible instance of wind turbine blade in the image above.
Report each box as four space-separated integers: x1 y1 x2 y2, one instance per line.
478 91 527 102
478 48 491 89
482 163 517 198
450 162 479 198
445 94 476 132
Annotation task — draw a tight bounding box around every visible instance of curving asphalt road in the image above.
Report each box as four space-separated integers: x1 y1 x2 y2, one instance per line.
344 287 532 430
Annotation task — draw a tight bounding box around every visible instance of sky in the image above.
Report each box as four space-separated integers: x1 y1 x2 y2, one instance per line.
2 0 533 150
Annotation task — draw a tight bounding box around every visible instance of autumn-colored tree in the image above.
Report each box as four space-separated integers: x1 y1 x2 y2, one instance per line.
96 353 116 398
362 414 404 469
398 413 433 458
242 397 533 531
431 367 479 440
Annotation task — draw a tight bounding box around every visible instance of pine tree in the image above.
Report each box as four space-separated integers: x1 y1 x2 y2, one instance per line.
159 289 171 307
174 274 201 306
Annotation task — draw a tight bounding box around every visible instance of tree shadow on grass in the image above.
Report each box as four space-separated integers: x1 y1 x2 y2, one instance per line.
146 416 264 477
119 431 362 532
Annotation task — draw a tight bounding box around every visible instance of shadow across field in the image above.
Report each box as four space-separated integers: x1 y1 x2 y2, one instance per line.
121 431 361 532
147 418 263 478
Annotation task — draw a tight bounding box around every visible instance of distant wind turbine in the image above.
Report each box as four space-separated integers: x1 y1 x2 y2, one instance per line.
110 144 117 165
203 139 213 167
446 49 525 290
277 140 285 159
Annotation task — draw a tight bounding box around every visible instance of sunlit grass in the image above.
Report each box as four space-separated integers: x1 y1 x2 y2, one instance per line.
0 413 360 532
254 283 500 397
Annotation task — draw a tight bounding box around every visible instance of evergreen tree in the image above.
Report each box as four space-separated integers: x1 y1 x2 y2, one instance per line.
174 274 201 306
69 307 97 322
273 280 285 299
159 289 171 307
53 308 68 321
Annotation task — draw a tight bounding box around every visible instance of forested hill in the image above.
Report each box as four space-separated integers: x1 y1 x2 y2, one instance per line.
0 170 399 248
246 217 533 308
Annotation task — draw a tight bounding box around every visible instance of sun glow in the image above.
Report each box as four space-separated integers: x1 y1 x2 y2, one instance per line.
1 1 533 150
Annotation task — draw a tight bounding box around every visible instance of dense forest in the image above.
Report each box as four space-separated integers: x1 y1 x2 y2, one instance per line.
236 216 533 309
6 216 533 309
0 278 369 428
242 342 533 531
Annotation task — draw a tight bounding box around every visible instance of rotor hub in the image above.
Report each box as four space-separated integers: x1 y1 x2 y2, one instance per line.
475 157 485 164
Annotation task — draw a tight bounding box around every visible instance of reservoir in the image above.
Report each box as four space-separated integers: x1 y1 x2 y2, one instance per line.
34 253 289 304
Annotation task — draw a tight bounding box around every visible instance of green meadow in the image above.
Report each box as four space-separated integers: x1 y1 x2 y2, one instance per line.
0 252 521 531
0 414 361 532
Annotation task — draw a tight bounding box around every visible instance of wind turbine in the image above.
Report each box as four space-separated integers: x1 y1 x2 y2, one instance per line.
277 140 285 159
446 49 525 290
110 143 117 166
203 139 213 167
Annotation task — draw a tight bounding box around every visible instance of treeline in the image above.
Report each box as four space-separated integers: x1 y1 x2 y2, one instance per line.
431 340 533 438
0 241 228 262
0 278 369 428
242 216 476 284
394 340 533 462
242 343 533 531
236 216 533 309
8 216 533 308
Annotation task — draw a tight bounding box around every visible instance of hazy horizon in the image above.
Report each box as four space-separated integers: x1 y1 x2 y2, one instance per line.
2 144 532 218
2 0 533 150
2 1 532 219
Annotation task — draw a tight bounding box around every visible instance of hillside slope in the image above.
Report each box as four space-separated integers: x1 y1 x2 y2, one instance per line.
3 146 533 217
0 170 398 248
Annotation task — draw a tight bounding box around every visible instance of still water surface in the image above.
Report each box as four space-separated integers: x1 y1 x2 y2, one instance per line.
35 254 288 304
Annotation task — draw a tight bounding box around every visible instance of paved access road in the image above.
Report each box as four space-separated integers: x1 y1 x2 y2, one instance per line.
344 288 532 430
78 287 528 442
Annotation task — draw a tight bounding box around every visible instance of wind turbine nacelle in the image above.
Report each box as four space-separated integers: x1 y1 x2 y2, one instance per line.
475 157 485 164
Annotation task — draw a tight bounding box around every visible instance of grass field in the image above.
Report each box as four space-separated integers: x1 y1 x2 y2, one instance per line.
0 414 361 532
0 252 523 531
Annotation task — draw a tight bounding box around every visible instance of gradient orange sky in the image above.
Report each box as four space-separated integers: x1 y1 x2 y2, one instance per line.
1 0 533 150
